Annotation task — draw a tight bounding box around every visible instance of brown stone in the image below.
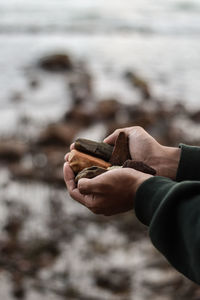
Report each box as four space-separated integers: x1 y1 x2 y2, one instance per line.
189 110 200 123
68 68 93 105
75 166 108 183
75 138 113 161
37 123 79 147
10 163 65 187
96 99 121 120
64 106 95 127
38 53 73 72
125 71 151 100
9 163 36 181
123 160 156 175
0 141 28 163
68 149 111 174
109 132 131 166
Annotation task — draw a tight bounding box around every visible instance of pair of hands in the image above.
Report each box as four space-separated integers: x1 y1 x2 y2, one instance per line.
63 126 181 216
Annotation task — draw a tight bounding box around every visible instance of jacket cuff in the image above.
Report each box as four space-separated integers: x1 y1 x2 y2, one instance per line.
135 176 175 226
176 144 200 182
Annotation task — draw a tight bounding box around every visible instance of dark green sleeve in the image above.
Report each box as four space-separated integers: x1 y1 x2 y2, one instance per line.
135 177 200 284
176 144 200 181
135 145 200 285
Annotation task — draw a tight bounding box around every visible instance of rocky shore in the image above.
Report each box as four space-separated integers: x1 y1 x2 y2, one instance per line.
1 52 200 299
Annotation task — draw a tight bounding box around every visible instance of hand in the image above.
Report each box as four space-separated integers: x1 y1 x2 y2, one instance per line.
104 126 181 180
63 162 152 216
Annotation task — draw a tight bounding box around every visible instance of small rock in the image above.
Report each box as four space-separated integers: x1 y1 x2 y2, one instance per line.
125 71 151 100
123 160 156 175
29 78 40 89
37 123 79 147
38 53 73 72
64 105 95 127
74 138 113 161
41 148 64 167
0 141 28 163
12 285 25 299
109 132 131 165
94 268 131 294
189 110 200 123
97 99 121 121
9 164 36 181
4 217 22 239
10 91 24 103
68 68 93 104
68 149 111 174
75 166 108 183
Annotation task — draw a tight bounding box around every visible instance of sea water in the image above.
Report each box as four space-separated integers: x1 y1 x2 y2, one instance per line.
1 0 200 133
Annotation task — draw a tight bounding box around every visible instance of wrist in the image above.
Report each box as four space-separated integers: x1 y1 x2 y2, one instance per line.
156 146 181 180
128 169 153 194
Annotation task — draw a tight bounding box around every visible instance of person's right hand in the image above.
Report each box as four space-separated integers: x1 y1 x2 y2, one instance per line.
104 126 181 180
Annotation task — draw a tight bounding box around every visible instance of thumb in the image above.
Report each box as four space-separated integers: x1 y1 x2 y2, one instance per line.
78 178 99 195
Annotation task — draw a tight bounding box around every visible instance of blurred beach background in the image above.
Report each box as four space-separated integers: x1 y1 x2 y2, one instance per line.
1 0 200 299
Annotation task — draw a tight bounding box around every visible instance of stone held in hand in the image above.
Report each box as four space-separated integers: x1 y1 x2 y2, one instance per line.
123 160 156 175
75 166 108 183
109 132 131 166
74 138 113 161
68 149 111 174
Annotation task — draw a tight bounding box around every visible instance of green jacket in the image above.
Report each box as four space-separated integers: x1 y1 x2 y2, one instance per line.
135 144 200 284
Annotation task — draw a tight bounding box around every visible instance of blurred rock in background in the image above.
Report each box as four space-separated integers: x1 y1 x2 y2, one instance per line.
1 0 200 299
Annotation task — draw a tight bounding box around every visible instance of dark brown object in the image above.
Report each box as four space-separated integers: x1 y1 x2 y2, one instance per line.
125 71 151 100
109 132 131 166
96 99 120 120
75 138 113 161
38 54 73 72
0 141 28 163
123 160 156 175
75 166 108 183
37 124 79 147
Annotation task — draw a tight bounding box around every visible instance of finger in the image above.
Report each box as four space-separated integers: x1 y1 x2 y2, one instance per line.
78 178 101 195
63 163 95 206
64 152 70 161
69 187 91 206
78 168 123 195
63 162 76 190
70 143 75 151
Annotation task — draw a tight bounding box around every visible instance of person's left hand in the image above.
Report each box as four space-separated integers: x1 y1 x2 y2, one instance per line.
63 161 152 216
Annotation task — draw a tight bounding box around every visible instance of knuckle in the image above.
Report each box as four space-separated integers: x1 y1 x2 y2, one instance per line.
135 125 144 132
78 182 89 194
78 181 84 190
114 129 120 135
